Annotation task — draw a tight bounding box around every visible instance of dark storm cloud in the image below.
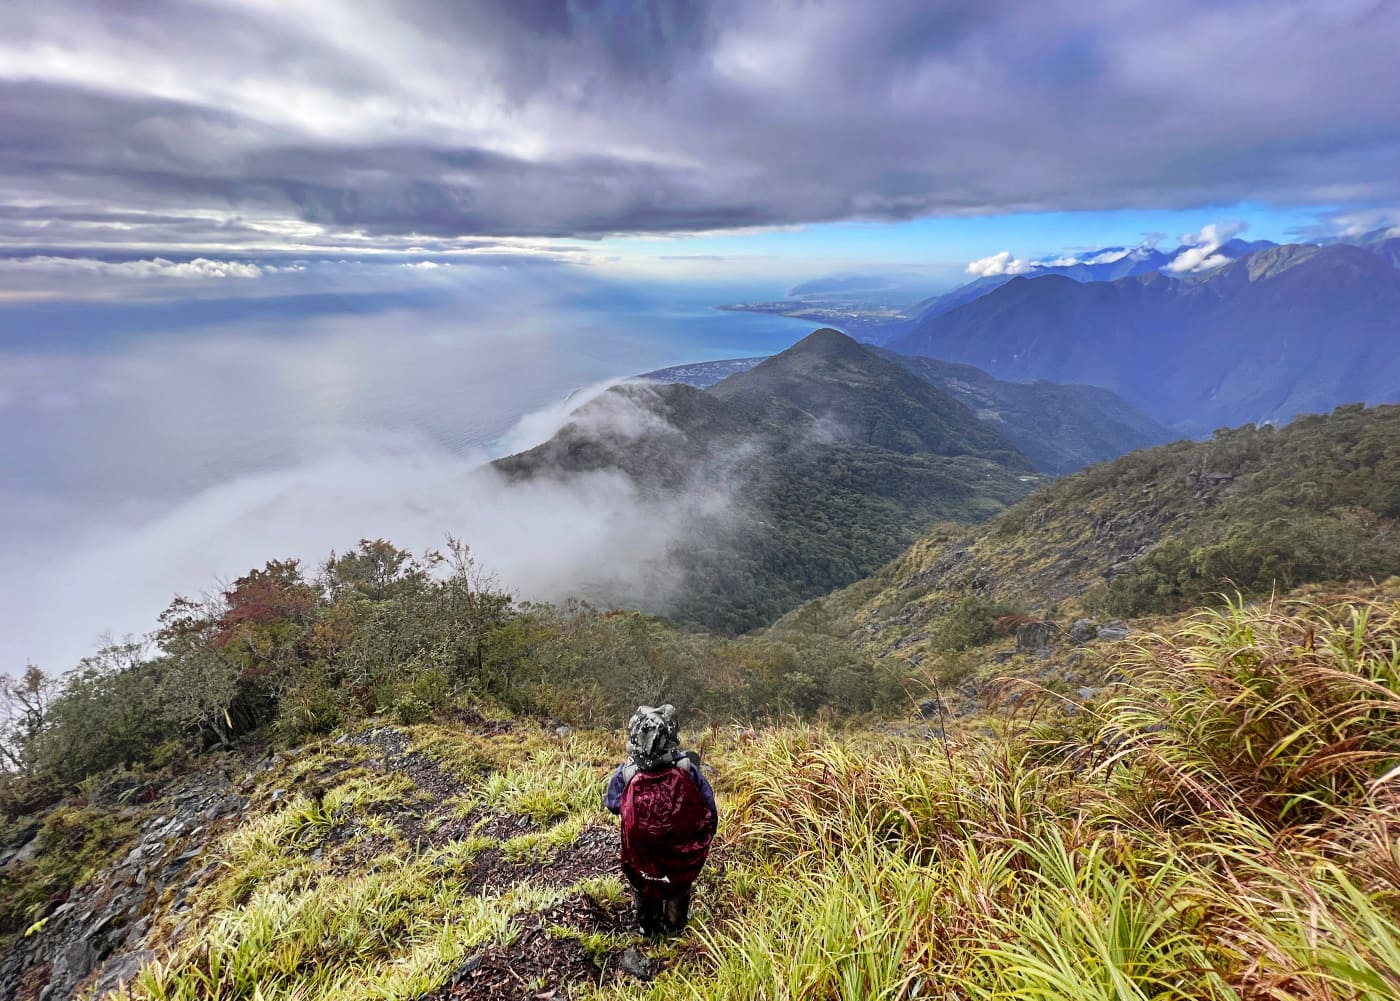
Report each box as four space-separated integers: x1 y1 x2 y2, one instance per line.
1 0 1398 248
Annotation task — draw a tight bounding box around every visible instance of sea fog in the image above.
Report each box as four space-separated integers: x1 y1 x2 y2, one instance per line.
0 258 814 673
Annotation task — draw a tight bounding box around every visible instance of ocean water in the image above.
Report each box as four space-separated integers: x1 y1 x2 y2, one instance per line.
0 271 815 671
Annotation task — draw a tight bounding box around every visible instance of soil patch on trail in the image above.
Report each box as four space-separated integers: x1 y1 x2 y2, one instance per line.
335 728 538 848
428 929 611 1001
344 727 461 804
434 706 517 737
422 892 655 1001
464 826 619 897
534 892 634 935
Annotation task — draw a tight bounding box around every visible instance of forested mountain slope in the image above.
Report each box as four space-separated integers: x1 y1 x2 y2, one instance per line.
783 402 1400 662
496 329 1040 632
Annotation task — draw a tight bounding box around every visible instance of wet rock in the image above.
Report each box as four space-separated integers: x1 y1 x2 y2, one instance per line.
916 698 946 719
1015 621 1059 655
447 952 484 986
619 946 655 981
1068 619 1097 645
957 676 983 699
52 940 96 986
156 848 203 890
201 794 245 821
1097 620 1130 641
2 820 41 851
92 949 156 998
123 915 153 947
1 758 261 1001
3 835 42 869
87 773 146 810
156 817 190 840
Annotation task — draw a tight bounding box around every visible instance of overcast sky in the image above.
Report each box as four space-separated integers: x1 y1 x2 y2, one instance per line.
2 0 1398 275
4 0 1400 671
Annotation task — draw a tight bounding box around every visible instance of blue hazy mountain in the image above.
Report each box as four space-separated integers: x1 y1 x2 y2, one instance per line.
890 243 1400 432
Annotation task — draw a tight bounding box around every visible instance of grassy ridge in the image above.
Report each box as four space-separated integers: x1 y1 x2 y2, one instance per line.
787 403 1400 667
108 586 1400 1000
693 589 1400 1000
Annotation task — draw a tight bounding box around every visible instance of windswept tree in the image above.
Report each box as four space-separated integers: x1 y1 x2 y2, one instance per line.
316 541 432 696
155 595 245 747
217 559 319 678
0 665 57 775
321 538 428 602
429 537 515 690
27 640 166 786
156 560 320 745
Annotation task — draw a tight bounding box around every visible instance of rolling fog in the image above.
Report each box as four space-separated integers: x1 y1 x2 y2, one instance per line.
0 262 810 672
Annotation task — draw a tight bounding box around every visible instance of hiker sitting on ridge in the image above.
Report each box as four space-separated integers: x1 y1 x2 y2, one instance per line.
603 704 718 936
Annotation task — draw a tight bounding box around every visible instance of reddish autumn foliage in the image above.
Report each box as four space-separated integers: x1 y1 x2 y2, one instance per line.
217 560 318 647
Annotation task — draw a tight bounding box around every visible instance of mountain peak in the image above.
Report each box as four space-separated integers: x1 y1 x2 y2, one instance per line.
780 326 867 359
709 328 1029 464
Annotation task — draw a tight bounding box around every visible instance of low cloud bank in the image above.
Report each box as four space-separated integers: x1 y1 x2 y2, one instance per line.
0 256 284 279
964 250 1035 278
964 227 1269 281
0 386 740 674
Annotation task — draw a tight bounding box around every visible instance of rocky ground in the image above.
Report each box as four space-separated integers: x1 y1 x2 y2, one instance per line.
1 714 668 1001
1 756 254 1001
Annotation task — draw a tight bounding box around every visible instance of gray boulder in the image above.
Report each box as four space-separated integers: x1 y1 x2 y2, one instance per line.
1068 619 1097 645
1015 621 1058 655
1097 620 1130 641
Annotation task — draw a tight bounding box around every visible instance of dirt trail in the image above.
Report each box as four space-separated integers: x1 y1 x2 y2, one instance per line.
345 724 663 999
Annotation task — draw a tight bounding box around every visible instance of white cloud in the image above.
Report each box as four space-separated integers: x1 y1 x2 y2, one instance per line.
965 250 1035 277
487 379 625 458
1085 247 1131 265
966 234 1165 277
1165 221 1247 274
0 256 266 279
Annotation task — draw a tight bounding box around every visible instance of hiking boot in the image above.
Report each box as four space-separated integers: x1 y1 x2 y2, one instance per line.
636 895 664 937
662 890 691 933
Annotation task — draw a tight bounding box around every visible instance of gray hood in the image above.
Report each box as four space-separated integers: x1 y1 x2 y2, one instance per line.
627 704 680 771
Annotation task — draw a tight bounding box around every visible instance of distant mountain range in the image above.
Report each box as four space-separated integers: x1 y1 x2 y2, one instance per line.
721 234 1400 430
496 329 1057 631
891 242 1400 431
907 236 1281 323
